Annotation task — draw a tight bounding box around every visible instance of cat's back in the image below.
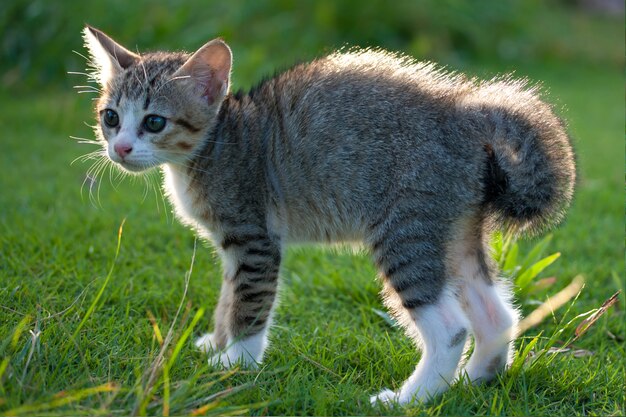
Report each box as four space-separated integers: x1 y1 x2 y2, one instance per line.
262 48 478 160
320 48 468 94
270 48 472 115
262 48 481 186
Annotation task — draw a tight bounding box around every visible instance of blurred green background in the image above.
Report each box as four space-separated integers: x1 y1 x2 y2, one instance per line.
1 0 623 91
0 1 624 415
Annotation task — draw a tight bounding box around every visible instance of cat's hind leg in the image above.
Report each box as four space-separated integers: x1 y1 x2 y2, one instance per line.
369 219 469 405
371 287 470 405
458 279 517 382
451 220 519 383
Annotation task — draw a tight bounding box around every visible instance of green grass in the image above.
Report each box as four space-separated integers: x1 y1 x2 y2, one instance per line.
1 17 624 417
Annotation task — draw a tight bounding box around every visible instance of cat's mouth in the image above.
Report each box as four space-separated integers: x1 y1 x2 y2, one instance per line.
114 159 154 173
106 150 156 173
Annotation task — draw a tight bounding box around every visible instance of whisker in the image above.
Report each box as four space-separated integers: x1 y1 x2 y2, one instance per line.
72 51 100 79
140 174 150 203
89 157 109 208
114 168 127 188
148 169 170 222
84 158 99 177
85 157 106 180
154 177 166 220
69 135 101 144
67 71 99 81
99 163 116 205
108 163 119 191
72 50 94 64
84 157 108 208
83 174 97 206
71 150 106 165
80 171 95 203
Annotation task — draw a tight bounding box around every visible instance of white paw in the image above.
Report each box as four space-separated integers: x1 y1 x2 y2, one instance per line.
458 353 507 384
370 388 399 405
196 333 253 369
208 348 259 369
195 332 220 354
205 331 268 369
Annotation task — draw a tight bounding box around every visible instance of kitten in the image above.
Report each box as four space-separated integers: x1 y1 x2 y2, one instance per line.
80 25 575 405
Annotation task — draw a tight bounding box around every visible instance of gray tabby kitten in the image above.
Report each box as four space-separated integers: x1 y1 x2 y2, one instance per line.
81 26 575 404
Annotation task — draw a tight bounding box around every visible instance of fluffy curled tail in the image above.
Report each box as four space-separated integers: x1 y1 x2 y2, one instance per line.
471 79 576 234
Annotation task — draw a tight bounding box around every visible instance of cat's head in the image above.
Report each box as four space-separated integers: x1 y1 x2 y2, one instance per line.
82 25 232 173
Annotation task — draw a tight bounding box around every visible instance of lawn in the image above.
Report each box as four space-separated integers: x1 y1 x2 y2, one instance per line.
0 3 624 416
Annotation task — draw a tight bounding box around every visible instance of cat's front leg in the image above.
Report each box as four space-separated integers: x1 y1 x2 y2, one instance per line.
195 279 233 354
197 231 282 368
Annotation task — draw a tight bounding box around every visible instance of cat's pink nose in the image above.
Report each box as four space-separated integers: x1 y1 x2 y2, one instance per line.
114 142 133 158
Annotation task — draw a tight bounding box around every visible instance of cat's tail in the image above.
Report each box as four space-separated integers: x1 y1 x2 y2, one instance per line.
468 78 576 234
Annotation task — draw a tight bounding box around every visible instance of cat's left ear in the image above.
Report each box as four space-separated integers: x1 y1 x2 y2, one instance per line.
83 25 140 86
173 39 232 106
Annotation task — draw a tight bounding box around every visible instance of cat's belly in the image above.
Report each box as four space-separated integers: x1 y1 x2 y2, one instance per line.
269 201 368 245
165 164 369 245
286 220 366 244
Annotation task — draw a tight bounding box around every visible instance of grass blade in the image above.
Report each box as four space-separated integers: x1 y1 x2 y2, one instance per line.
166 308 205 370
73 219 125 340
515 252 561 292
503 241 519 274
49 219 126 382
519 234 553 272
517 275 584 336
2 383 118 415
133 239 198 416
9 315 32 351
572 290 621 342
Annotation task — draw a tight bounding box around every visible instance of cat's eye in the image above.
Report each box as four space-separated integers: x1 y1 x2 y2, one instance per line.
143 115 166 133
103 109 119 128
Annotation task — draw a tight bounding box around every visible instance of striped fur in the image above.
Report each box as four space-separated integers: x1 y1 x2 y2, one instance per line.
81 26 575 403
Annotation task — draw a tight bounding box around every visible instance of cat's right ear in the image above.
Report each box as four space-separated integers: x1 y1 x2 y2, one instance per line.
82 25 139 86
173 39 232 107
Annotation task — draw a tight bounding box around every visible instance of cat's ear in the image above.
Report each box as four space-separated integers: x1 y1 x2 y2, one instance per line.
173 39 232 106
82 25 139 86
